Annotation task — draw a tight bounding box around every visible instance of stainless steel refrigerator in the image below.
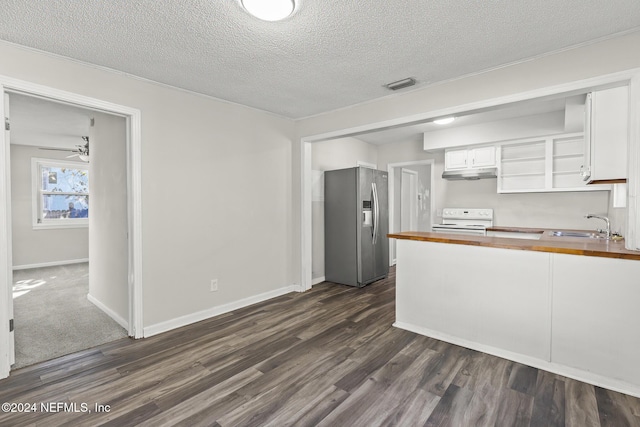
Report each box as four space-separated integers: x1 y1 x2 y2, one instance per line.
324 167 389 287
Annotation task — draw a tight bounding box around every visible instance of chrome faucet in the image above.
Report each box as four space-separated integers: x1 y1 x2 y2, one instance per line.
585 214 611 239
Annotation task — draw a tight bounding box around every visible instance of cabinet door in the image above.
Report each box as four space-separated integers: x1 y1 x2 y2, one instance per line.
587 86 628 183
444 149 468 170
470 146 496 168
552 134 587 189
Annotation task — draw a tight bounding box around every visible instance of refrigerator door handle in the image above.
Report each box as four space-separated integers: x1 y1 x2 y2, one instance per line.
372 182 379 244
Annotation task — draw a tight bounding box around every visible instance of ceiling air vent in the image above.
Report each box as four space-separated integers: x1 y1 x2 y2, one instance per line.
385 77 416 91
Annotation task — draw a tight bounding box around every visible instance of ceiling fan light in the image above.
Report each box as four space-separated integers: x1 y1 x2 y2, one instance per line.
78 154 89 162
241 0 295 21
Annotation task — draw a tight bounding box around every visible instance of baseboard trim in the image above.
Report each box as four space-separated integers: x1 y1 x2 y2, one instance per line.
312 276 326 286
87 294 129 330
144 285 298 338
13 258 89 271
393 320 640 399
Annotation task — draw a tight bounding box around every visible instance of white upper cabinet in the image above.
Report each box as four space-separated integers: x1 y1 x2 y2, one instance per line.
444 149 469 170
444 146 496 170
582 86 629 184
497 133 610 193
472 146 497 167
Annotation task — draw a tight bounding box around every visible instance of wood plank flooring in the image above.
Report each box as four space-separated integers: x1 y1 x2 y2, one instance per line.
1 268 640 426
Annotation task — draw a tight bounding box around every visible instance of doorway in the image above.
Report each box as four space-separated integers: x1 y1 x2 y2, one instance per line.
401 169 418 232
8 93 129 368
388 161 435 265
0 77 143 379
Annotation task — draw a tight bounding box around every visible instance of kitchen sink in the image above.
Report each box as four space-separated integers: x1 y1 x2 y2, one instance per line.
551 231 602 239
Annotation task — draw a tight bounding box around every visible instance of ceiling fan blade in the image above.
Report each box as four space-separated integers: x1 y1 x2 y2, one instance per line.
66 153 80 158
39 147 76 152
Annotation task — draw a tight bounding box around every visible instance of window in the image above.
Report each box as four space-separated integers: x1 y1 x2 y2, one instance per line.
32 158 89 229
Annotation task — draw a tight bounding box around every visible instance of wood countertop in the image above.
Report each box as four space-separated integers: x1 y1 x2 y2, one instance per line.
388 227 640 261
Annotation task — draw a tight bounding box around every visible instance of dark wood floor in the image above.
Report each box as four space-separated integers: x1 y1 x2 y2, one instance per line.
1 268 640 426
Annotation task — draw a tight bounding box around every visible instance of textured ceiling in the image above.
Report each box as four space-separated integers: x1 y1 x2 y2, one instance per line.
0 1 639 119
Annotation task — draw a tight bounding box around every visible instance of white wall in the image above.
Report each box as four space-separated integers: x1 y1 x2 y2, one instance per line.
377 140 445 220
0 40 295 328
311 137 378 171
311 137 377 280
10 144 88 267
608 185 628 237
443 179 610 230
88 112 128 324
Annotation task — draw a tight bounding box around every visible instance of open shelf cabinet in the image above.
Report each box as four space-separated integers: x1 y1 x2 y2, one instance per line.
498 133 610 193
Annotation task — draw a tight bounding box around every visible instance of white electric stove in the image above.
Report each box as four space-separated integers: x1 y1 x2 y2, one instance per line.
431 208 494 235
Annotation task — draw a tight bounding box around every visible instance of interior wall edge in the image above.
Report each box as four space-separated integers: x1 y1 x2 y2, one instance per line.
87 293 129 330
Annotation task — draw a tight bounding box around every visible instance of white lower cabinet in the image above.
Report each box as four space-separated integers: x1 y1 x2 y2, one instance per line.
395 239 640 396
551 253 640 386
396 241 551 360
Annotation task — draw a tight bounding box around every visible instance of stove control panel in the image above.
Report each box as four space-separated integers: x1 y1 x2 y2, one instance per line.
441 208 494 221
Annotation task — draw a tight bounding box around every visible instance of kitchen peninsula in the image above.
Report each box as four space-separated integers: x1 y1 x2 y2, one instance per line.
389 229 640 397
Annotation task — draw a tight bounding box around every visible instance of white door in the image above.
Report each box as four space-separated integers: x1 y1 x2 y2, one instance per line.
401 169 418 231
1 90 14 375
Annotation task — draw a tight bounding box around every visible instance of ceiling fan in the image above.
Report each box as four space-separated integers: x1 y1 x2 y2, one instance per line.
39 136 89 162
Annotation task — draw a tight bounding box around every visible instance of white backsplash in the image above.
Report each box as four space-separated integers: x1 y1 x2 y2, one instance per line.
440 177 612 231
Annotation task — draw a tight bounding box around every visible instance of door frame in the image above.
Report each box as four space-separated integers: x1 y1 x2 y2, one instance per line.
2 93 13 367
388 161 435 265
299 68 640 292
0 75 143 379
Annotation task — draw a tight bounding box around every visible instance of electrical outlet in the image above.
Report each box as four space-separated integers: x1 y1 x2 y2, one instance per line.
210 279 218 292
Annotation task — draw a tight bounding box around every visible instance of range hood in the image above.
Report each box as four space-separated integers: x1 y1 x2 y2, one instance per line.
442 168 498 181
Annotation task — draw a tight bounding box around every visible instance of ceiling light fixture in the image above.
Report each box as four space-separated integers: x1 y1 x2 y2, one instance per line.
434 117 455 125
241 0 295 21
385 77 416 91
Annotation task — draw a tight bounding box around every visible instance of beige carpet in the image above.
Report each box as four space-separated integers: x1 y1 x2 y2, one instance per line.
12 263 128 369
